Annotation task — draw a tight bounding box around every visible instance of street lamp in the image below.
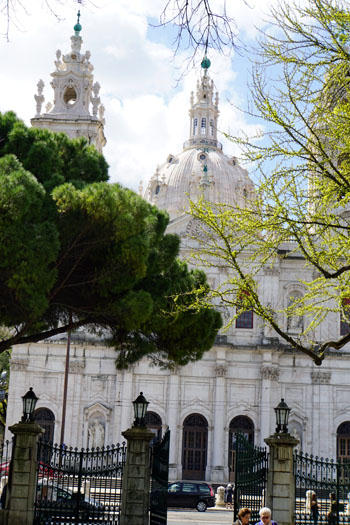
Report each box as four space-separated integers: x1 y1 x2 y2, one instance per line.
132 392 149 427
21 387 38 422
274 398 291 434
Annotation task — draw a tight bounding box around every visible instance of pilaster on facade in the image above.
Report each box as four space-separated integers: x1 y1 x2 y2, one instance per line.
311 371 331 384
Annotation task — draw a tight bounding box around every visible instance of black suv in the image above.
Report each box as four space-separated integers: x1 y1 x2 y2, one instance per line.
167 480 215 512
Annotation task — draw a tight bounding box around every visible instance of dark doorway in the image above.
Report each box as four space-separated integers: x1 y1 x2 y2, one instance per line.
228 415 254 482
182 413 208 480
34 407 55 445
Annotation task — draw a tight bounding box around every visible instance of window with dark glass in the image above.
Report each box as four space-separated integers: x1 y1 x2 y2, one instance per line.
235 290 253 329
236 309 253 329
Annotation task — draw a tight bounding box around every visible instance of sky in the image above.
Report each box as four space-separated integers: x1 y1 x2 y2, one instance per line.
0 0 275 192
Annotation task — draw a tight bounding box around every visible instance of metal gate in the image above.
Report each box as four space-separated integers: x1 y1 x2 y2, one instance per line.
233 433 268 523
294 451 350 525
34 440 126 525
150 429 170 525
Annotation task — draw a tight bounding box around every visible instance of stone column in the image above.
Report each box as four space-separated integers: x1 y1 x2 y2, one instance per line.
120 426 154 525
265 433 299 525
260 364 279 444
167 373 180 480
211 364 227 482
5 421 43 525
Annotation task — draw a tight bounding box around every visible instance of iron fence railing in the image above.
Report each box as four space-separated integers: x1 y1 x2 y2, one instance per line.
294 452 350 525
34 440 126 525
234 433 268 523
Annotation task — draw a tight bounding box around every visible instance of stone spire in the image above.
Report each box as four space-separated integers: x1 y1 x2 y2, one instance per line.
184 56 221 151
31 11 106 152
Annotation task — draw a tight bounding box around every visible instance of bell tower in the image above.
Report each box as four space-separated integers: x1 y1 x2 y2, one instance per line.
185 56 220 151
31 12 106 152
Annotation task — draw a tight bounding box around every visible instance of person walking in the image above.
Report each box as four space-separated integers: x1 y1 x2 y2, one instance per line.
233 507 251 525
255 507 278 525
311 492 319 525
327 492 337 525
225 483 233 509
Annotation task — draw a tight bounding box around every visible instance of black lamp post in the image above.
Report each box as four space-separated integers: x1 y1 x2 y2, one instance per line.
274 398 291 434
132 392 149 427
21 387 38 422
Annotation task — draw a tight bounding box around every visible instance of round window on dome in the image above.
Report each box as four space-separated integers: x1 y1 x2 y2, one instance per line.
199 153 206 161
64 86 77 106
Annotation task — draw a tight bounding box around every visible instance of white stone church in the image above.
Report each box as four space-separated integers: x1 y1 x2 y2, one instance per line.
5 19 350 483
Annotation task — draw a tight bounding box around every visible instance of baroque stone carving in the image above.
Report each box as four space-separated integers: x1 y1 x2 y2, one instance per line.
215 365 227 377
69 360 85 373
10 358 29 371
261 365 280 381
311 371 331 384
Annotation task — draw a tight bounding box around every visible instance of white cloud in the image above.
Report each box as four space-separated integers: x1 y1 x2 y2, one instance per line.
0 0 274 191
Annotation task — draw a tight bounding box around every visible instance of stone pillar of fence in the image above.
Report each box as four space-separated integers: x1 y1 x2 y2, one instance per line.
3 421 43 525
120 426 154 525
265 433 299 525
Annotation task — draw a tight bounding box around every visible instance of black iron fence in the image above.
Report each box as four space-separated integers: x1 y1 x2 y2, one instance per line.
34 440 126 525
234 433 268 523
294 452 350 525
150 429 170 525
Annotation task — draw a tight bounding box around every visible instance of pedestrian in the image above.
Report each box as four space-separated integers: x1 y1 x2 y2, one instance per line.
225 483 233 509
311 492 319 525
327 492 337 525
233 507 251 525
255 507 278 525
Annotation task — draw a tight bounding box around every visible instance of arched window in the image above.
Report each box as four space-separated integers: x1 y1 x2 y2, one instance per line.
340 298 350 335
193 118 198 136
155 184 160 195
34 408 55 445
201 118 206 135
182 414 208 480
228 416 254 481
337 422 350 460
145 411 162 442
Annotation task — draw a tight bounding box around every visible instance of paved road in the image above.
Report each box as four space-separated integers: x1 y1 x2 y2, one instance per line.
168 509 233 524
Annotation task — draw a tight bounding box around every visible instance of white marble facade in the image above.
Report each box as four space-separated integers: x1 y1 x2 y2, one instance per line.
5 31 350 484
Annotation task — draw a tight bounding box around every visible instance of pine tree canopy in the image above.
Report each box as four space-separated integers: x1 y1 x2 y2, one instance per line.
0 112 222 368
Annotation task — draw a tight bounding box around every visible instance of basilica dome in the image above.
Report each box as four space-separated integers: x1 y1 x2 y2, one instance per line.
144 60 255 221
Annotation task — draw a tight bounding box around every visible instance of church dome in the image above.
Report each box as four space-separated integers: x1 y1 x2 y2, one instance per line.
144 62 255 221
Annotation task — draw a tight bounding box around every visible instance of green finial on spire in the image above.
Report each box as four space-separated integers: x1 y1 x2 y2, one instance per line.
201 56 211 69
74 10 82 34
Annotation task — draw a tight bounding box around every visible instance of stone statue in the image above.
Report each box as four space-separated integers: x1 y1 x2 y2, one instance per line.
34 79 45 116
55 49 62 71
88 420 105 448
91 82 101 117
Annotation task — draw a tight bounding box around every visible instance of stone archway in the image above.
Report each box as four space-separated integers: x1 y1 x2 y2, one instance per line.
182 413 208 480
145 411 162 443
228 415 254 481
34 407 55 445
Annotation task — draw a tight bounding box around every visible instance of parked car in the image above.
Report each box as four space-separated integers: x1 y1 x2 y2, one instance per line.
165 480 215 512
35 481 104 524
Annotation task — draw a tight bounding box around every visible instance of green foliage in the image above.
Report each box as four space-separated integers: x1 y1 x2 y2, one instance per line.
190 0 350 365
0 111 108 192
0 112 221 368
